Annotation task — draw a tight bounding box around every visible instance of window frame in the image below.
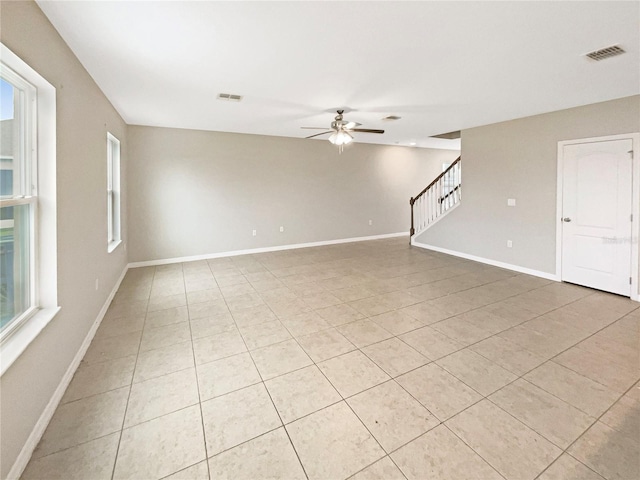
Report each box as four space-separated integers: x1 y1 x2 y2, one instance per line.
0 43 58 376
1 61 39 339
106 132 121 253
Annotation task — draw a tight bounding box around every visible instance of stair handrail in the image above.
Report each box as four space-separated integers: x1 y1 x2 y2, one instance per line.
410 156 461 236
438 184 461 204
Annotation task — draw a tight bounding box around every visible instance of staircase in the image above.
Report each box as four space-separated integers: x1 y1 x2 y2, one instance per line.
410 156 461 238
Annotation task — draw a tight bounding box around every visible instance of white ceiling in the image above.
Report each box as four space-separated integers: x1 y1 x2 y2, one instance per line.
37 1 639 150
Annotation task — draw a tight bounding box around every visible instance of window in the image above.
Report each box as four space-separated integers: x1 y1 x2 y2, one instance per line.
0 43 57 374
0 64 37 337
107 133 121 252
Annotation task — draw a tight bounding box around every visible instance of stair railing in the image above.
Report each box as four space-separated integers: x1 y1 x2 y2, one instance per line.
410 156 461 237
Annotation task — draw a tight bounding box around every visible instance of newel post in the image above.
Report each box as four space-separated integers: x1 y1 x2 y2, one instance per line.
409 197 415 238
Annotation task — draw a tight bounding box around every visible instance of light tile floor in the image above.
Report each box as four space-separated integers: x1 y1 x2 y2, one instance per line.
22 238 640 480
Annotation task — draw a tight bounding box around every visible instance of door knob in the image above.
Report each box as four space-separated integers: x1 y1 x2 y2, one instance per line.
562 217 572 222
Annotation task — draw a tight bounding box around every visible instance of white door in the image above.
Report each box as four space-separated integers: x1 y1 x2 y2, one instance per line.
561 139 633 296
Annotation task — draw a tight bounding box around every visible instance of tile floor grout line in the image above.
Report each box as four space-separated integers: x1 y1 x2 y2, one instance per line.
205 423 284 460
534 452 601 480
311 357 392 477
139 253 557 351
156 461 203 480
35 240 639 480
218 276 312 480
425 289 626 379
346 455 409 480
358 342 429 379
346 379 445 454
440 423 510 480
185 262 213 480
240 251 509 317
533 309 638 391
482 395 574 452
109 263 157 480
267 399 311 480
26 430 125 465
544 344 638 393
211 275 629 435
517 365 621 418
268 303 405 478
251 299 341 480
384 455 410 480
534 378 640 480
445 322 638 479
279 397 345 427
419 295 638 462
377 297 627 479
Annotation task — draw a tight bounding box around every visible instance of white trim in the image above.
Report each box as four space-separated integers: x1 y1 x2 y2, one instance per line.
0 196 37 207
555 141 565 288
128 232 409 268
632 137 640 302
0 42 59 358
0 307 60 376
108 239 122 254
556 133 640 302
106 132 121 250
411 239 560 281
6 265 129 480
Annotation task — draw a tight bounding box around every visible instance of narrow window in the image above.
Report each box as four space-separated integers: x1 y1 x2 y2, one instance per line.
107 133 121 252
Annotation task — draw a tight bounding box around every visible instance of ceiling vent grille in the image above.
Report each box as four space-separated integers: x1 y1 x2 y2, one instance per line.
217 93 243 102
382 115 402 121
585 45 626 61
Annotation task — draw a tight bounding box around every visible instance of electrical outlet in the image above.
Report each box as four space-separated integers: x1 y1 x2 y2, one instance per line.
280 226 284 233
95 278 99 290
368 219 373 226
252 229 257 236
507 240 513 248
507 198 516 207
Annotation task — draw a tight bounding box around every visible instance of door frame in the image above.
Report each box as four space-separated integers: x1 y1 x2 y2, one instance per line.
556 133 640 301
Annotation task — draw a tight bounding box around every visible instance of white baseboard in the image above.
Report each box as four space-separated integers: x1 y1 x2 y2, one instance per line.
411 240 560 281
128 232 409 268
7 265 129 480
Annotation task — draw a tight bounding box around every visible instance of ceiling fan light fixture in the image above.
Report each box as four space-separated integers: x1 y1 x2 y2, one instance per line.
328 130 353 146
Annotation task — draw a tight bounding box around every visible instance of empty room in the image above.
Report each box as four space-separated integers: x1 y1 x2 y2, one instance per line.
1 1 639 479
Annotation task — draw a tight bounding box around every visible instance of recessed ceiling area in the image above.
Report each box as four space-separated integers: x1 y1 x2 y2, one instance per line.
36 1 639 150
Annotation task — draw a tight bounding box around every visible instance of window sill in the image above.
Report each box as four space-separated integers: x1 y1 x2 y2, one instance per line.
0 306 61 376
107 239 122 253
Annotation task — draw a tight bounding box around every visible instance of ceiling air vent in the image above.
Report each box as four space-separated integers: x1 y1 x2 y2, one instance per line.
585 45 626 61
217 93 243 102
382 115 402 121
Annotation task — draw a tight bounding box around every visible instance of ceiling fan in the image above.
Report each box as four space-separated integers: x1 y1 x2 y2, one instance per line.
301 110 384 152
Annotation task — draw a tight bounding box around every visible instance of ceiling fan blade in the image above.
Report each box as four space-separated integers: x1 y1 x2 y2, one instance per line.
301 126 331 130
352 128 385 134
305 131 333 139
344 121 362 129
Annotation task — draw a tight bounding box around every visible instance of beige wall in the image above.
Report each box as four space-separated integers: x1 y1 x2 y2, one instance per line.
416 95 640 275
128 125 459 263
0 2 128 478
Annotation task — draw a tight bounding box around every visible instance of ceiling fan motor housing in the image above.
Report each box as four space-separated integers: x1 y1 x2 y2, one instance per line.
301 109 384 142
